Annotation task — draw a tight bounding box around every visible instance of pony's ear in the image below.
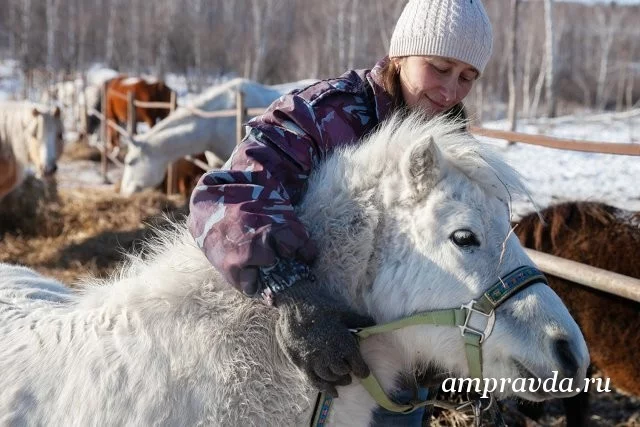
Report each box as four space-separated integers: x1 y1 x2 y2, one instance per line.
402 136 443 196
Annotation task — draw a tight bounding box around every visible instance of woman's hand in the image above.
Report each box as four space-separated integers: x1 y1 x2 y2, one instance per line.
274 279 374 397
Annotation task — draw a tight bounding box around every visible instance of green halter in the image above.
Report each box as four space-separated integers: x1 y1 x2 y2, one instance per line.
345 265 547 415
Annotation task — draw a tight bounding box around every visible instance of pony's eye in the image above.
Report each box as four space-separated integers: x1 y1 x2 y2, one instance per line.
450 229 480 248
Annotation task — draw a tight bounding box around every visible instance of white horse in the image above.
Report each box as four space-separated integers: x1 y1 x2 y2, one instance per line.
119 78 318 196
0 102 64 200
0 113 589 425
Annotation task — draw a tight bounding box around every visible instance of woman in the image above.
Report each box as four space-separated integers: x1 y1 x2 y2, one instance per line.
188 0 492 422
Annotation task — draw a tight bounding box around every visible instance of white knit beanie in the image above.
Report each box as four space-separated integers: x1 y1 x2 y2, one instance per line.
389 0 493 74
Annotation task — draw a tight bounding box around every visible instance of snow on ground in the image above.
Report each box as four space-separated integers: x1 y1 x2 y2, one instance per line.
478 111 640 218
55 159 123 192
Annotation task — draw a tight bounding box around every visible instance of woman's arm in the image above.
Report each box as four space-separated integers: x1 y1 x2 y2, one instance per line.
187 79 378 297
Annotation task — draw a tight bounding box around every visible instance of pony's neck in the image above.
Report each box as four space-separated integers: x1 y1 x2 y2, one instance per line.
143 121 221 159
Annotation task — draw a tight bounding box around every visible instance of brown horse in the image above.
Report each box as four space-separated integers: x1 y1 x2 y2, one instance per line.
515 202 640 427
103 76 173 151
0 149 19 201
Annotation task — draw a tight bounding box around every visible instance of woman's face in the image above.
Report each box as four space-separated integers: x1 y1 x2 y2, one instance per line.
393 56 479 117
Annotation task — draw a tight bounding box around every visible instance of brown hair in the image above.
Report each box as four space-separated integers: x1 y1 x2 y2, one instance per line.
379 59 405 110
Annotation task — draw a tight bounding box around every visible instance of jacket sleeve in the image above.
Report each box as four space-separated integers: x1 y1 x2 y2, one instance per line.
187 84 375 297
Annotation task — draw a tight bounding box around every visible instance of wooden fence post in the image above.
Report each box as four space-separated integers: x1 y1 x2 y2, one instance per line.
100 82 109 183
170 90 177 113
166 90 179 195
79 72 88 141
236 90 246 146
127 91 136 137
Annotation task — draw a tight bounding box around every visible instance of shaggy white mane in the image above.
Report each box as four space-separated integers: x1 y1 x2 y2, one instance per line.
333 112 528 206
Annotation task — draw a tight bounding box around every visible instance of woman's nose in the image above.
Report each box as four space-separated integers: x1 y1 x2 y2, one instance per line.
440 83 457 103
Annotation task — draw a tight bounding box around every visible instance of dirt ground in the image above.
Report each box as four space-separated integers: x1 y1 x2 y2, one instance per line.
0 141 638 425
0 141 187 283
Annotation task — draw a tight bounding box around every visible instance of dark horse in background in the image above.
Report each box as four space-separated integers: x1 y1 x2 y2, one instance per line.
515 202 640 427
87 75 173 152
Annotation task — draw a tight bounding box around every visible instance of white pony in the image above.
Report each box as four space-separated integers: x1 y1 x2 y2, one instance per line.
0 102 64 200
119 78 317 196
0 113 589 425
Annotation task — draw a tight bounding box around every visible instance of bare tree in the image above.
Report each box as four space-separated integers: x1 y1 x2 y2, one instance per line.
190 0 203 89
156 0 178 78
76 0 90 69
375 0 392 53
544 0 556 117
337 2 347 71
531 50 547 118
248 0 268 81
130 0 141 74
595 4 622 110
8 0 16 55
347 0 360 70
507 0 519 135
105 0 118 67
625 30 639 110
46 0 59 79
521 21 536 118
20 0 31 99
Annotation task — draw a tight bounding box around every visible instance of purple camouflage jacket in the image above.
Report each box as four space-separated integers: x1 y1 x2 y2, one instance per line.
187 57 396 298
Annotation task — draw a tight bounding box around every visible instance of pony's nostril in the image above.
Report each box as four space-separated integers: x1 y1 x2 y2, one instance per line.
553 338 579 378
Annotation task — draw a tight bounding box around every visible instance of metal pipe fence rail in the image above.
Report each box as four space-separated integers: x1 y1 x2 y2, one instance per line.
524 249 640 303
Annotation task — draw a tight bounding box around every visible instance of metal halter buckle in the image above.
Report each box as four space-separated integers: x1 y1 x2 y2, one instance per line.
459 300 496 343
455 393 496 427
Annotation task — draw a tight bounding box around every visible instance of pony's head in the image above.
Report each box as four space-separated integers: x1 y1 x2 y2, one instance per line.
25 106 64 177
120 137 166 196
301 112 589 402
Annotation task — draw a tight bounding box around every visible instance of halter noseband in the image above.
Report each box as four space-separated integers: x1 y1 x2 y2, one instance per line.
310 265 548 426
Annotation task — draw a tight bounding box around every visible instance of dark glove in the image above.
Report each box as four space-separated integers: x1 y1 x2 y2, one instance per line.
274 278 375 397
